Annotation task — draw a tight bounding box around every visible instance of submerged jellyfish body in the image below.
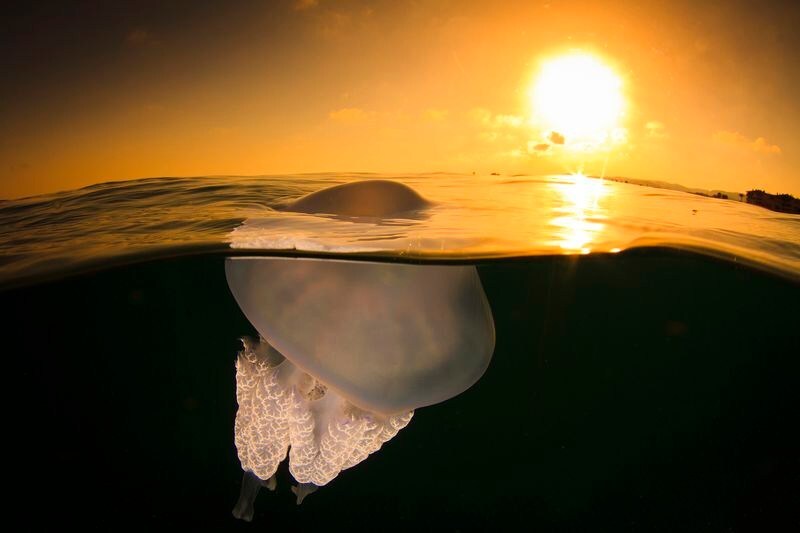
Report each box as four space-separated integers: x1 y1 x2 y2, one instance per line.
226 180 495 519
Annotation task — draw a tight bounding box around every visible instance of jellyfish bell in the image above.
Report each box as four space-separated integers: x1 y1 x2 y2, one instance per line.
285 179 431 218
227 258 495 414
227 180 495 517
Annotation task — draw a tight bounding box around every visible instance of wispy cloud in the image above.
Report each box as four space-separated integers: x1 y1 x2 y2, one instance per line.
713 130 781 155
469 108 524 129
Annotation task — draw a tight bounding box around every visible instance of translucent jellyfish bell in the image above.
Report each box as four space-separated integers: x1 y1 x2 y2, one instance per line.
226 258 494 413
286 178 431 217
226 180 495 518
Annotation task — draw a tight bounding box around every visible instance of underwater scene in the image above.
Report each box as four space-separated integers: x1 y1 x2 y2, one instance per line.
2 174 798 529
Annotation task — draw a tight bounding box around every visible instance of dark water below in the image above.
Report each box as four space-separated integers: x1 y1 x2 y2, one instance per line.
5 249 798 530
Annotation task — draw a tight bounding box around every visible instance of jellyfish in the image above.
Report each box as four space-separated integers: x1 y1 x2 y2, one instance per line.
226 180 495 520
286 179 431 217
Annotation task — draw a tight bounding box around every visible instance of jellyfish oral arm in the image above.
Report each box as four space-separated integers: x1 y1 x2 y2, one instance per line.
233 337 413 507
231 470 276 522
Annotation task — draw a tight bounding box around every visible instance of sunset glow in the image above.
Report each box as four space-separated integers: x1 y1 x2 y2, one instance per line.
0 1 798 198
530 53 625 149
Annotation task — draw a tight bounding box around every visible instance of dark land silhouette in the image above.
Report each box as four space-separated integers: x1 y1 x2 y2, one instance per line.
745 189 800 215
597 176 800 215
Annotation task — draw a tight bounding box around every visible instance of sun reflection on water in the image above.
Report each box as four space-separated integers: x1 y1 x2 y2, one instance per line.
549 173 608 253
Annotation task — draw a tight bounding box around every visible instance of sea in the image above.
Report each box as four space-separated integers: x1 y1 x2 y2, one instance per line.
2 173 798 530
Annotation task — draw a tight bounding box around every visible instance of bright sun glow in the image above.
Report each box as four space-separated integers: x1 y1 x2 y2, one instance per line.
531 53 625 145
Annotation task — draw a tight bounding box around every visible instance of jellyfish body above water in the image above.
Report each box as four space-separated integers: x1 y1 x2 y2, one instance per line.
226 180 495 519
285 178 432 218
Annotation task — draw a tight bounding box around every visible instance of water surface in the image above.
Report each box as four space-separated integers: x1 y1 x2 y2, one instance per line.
2 173 798 288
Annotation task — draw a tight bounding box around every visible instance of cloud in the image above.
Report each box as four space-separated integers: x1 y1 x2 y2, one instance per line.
328 107 373 123
494 114 524 127
125 28 159 47
293 0 319 10
713 130 781 155
526 140 556 157
469 108 524 129
469 107 527 150
469 107 492 125
750 137 782 154
645 121 668 139
520 132 563 156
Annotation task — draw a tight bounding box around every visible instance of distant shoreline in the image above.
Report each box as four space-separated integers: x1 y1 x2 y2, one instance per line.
594 175 800 215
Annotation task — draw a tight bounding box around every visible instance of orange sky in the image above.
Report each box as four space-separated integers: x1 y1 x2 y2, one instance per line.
1 0 798 198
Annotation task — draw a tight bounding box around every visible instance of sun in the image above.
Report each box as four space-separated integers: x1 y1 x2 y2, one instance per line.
530 53 625 146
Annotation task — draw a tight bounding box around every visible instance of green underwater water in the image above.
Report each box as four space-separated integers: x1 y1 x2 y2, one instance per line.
5 249 798 530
